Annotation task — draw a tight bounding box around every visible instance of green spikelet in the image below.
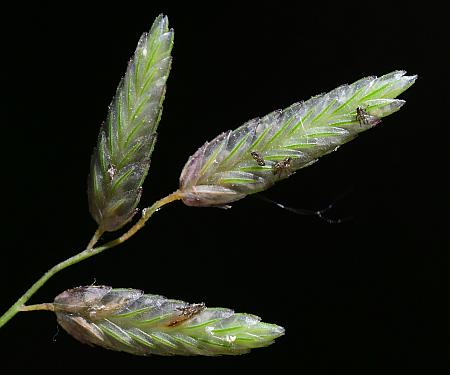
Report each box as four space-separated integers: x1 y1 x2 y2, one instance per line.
53 286 284 356
179 71 416 207
88 15 174 232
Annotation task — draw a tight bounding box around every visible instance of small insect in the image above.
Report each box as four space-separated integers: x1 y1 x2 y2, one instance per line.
107 164 117 179
355 106 381 126
250 151 266 166
167 303 206 327
272 157 293 177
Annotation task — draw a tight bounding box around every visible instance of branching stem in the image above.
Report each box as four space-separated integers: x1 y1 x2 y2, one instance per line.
0 190 181 329
86 227 104 250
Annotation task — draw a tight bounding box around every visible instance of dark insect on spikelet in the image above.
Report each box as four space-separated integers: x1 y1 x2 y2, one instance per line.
167 303 206 327
251 151 266 166
356 106 382 126
272 157 293 177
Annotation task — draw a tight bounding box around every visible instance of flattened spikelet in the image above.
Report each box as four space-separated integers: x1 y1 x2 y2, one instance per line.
54 286 284 356
88 15 174 231
180 71 416 207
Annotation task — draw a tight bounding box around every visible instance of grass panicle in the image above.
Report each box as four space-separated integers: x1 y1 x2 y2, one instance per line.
179 71 416 207
88 15 174 232
54 286 284 356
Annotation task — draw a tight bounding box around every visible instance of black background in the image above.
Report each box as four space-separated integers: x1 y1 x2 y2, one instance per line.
0 2 448 371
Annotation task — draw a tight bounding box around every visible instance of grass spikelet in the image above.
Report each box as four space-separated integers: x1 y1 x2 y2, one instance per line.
179 71 416 207
88 15 174 232
53 286 284 356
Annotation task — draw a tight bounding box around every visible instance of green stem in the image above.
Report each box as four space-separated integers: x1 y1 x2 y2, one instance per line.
0 190 181 329
86 227 104 250
19 303 55 312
